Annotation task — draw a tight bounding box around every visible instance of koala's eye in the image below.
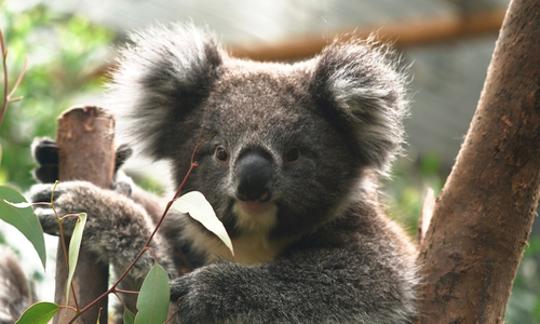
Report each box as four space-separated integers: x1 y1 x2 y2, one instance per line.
284 148 300 163
214 146 229 162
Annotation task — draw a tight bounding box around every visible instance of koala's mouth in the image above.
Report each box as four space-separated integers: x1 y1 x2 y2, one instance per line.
236 201 275 215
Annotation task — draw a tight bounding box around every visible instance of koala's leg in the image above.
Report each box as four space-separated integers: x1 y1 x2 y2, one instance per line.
28 181 176 291
170 247 415 324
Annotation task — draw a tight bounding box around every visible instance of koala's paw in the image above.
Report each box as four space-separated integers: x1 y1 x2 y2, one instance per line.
171 267 225 324
31 137 133 184
27 181 121 237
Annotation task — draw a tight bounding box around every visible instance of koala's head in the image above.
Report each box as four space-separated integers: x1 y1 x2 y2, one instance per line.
109 24 408 239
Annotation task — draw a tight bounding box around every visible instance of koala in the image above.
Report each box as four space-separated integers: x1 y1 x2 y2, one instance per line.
9 24 418 323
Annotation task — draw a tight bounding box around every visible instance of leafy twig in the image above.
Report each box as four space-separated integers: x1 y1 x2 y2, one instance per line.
67 145 200 323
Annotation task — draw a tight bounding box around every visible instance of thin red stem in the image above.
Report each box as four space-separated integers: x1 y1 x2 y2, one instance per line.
0 29 9 124
0 29 28 126
113 288 139 295
7 57 27 100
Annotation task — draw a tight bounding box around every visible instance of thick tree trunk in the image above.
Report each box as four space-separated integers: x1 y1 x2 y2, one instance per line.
54 107 115 323
417 0 540 323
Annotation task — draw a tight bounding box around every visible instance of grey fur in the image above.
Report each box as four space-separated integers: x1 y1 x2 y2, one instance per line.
28 181 176 311
0 247 34 324
13 24 418 323
311 38 409 174
107 23 223 159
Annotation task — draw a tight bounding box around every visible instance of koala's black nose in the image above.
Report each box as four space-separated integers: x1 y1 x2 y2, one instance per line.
235 150 273 202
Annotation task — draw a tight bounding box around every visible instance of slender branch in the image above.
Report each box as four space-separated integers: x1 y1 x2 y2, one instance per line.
0 29 28 126
7 57 27 100
58 305 78 312
68 146 200 323
1 29 9 119
164 309 181 324
113 288 139 295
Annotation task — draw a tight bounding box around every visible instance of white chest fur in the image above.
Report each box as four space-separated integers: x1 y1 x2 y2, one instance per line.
183 202 288 265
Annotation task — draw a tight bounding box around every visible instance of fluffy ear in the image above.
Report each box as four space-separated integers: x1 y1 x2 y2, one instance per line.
310 40 409 174
107 24 223 159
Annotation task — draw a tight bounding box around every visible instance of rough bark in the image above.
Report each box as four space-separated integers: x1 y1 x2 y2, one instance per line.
55 107 115 323
417 0 540 323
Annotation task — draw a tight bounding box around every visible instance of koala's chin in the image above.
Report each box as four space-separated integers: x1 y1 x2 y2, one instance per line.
232 200 278 233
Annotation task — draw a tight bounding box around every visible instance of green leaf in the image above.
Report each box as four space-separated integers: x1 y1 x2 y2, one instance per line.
135 264 170 324
173 191 234 256
16 302 58 324
123 308 136 324
0 143 2 166
65 213 87 302
0 185 47 268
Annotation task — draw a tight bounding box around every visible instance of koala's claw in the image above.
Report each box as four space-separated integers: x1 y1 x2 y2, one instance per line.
31 137 133 184
27 183 64 204
31 138 59 184
27 183 75 236
33 207 77 236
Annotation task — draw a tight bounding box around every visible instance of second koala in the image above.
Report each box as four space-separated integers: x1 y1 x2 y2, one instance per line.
27 24 418 323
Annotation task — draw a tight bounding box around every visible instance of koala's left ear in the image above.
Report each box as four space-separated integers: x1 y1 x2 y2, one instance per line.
310 40 409 173
107 24 224 159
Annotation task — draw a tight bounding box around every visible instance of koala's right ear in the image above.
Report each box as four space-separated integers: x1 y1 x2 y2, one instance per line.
309 40 409 174
107 24 223 159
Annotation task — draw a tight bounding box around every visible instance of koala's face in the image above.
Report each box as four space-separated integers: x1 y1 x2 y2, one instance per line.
186 66 359 238
110 24 407 239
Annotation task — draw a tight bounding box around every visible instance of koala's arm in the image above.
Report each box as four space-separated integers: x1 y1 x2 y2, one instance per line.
31 138 167 225
171 244 415 324
28 182 176 287
128 181 167 223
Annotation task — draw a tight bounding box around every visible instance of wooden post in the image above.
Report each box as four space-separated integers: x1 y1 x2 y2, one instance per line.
54 107 115 323
417 0 540 322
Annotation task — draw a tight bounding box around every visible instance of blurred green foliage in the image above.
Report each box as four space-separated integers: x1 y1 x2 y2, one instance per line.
0 1 112 190
0 1 538 322
385 153 443 235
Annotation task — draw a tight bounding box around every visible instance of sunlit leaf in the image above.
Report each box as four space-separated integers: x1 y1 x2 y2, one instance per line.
65 213 87 302
3 200 33 208
135 264 170 324
173 191 234 255
0 185 46 268
16 302 58 324
123 308 135 324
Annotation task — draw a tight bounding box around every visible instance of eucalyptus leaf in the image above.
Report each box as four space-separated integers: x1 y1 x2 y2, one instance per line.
173 191 234 256
135 264 170 324
0 185 47 268
65 213 87 302
16 302 58 324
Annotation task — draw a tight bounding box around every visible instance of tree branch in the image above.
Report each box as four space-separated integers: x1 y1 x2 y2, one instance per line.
417 0 540 322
